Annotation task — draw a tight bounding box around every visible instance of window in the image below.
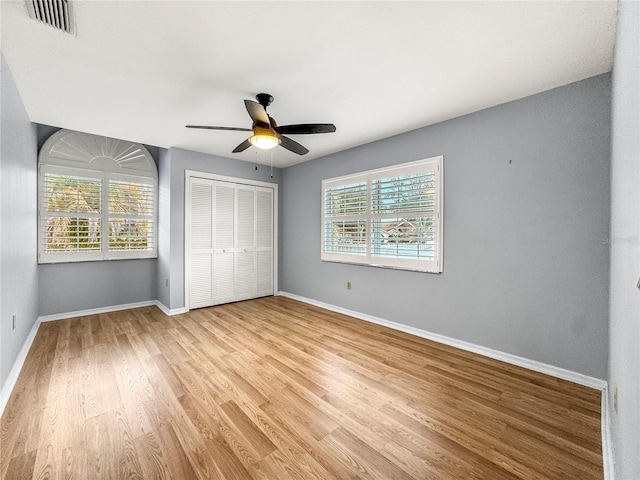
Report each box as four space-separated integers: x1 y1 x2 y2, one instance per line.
38 130 157 263
322 156 443 273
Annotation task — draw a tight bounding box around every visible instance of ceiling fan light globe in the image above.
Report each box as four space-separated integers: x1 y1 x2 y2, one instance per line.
249 134 280 150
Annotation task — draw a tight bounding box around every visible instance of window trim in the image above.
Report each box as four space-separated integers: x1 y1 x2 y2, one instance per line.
38 129 158 264
321 156 443 273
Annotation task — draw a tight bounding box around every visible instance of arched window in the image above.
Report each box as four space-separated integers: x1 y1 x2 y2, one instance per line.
38 129 158 263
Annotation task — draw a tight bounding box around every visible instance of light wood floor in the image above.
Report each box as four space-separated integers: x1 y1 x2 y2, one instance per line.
1 296 603 479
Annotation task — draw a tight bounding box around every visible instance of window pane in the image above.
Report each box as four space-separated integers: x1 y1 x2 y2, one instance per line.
371 217 435 259
371 173 435 214
325 182 367 217
324 220 367 256
44 174 101 213
109 219 154 250
45 217 101 252
109 181 154 215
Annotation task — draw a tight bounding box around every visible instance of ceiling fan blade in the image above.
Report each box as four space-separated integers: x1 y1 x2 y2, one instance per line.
186 125 252 131
232 139 252 153
276 124 336 135
244 100 270 126
279 135 309 155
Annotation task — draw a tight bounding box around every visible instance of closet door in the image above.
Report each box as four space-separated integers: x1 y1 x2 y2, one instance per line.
256 187 274 296
187 176 275 309
235 185 256 301
213 182 235 304
188 179 214 308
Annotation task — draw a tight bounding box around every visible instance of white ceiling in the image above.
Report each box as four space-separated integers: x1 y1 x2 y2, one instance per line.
1 1 617 168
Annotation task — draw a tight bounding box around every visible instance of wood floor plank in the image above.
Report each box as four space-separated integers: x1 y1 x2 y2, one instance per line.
3 449 37 480
154 423 199 480
0 296 604 480
32 395 87 480
197 435 250 480
220 400 277 458
133 429 175 480
379 409 521 480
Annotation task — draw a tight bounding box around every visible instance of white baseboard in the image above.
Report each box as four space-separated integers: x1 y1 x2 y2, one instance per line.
276 291 607 390
38 300 158 323
0 318 41 417
601 385 616 480
154 301 187 316
37 300 188 323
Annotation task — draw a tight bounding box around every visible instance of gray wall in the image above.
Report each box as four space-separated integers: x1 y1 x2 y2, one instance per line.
38 260 157 316
281 74 611 379
0 55 39 389
608 0 640 478
159 147 282 311
36 124 159 316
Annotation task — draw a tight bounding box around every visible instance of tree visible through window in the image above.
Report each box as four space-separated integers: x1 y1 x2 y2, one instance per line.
38 130 157 263
44 174 102 252
108 180 155 251
322 156 443 273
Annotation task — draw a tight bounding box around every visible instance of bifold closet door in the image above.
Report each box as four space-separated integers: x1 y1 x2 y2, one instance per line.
188 177 274 309
189 178 215 308
213 182 236 304
235 185 256 301
256 187 274 296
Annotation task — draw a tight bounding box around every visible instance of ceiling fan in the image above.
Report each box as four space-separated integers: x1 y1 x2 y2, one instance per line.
186 93 336 156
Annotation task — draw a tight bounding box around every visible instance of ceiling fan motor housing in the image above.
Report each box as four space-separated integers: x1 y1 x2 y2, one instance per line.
256 93 274 109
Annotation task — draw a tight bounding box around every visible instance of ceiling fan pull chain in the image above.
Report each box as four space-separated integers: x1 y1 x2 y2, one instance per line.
270 150 273 178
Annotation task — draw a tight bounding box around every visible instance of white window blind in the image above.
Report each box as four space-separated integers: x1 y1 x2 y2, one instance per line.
41 172 102 255
108 179 155 252
323 182 367 256
322 156 443 273
38 130 158 263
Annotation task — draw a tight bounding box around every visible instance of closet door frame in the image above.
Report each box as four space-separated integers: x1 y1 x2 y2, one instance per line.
184 170 278 312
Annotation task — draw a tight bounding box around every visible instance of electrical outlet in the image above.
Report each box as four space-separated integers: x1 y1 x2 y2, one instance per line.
613 385 619 414
12 314 16 330
346 281 351 290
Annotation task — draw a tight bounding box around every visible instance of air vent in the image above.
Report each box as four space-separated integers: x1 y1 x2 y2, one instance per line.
26 0 75 34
